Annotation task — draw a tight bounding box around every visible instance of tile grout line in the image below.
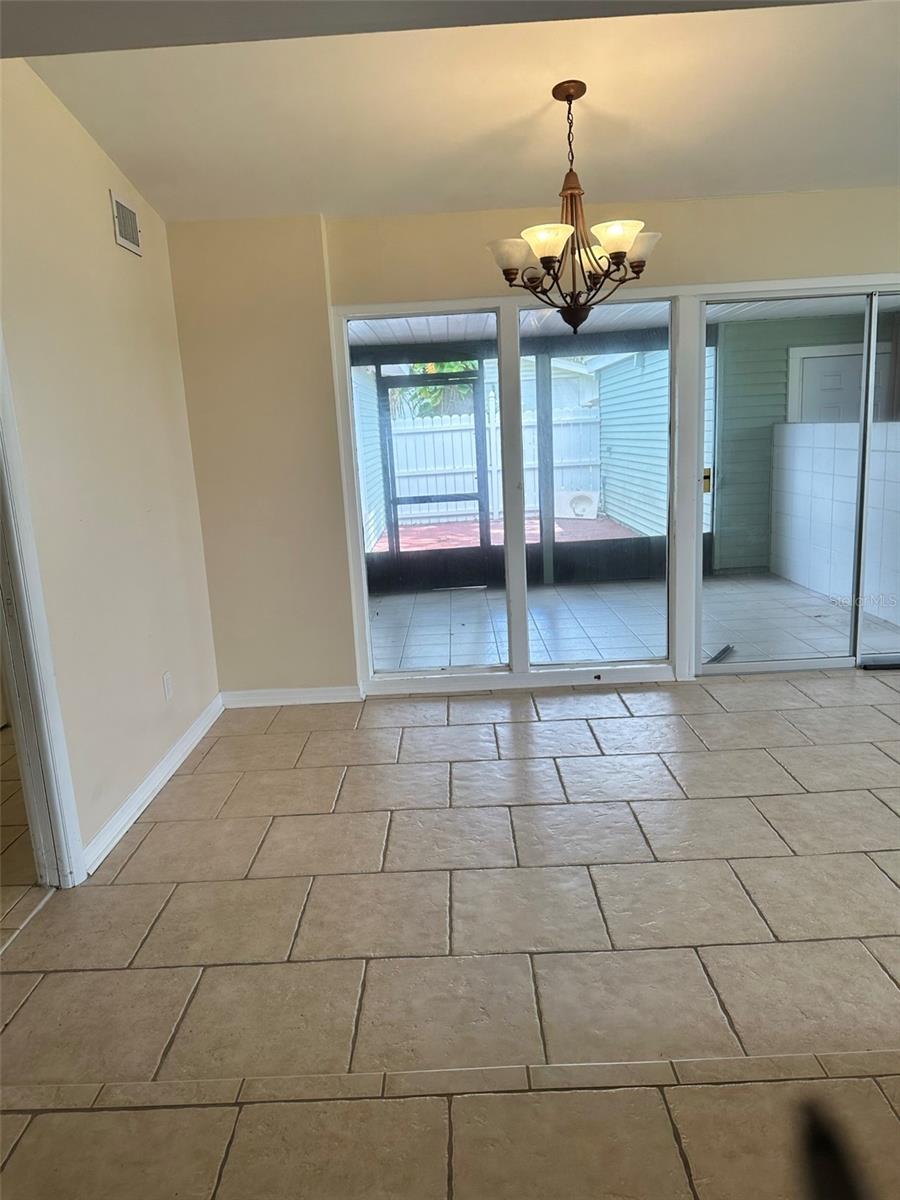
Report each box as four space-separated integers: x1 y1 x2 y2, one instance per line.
150 966 205 1082
693 949 750 1057
261 707 282 735
285 877 316 961
863 850 900 891
659 1085 703 1200
867 788 900 822
507 807 521 868
724 860 781 942
0 972 43 1028
291 732 310 768
743 795 798 856
124 883 179 967
329 766 348 814
873 1075 900 1120
856 936 900 988
209 771 245 821
625 801 659 862
188 736 219 775
447 870 454 956
104 822 157 885
209 1104 241 1200
8 931 900 977
0 1113 31 1168
586 866 616 949
379 812 394 872
656 752 689 801
527 953 550 1066
241 817 275 880
758 746 810 796
3 1057 900 1116
346 959 369 1073
552 756 572 804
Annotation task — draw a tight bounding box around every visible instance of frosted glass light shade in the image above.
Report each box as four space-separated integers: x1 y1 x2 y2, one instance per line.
589 219 644 255
578 245 606 275
521 223 574 260
487 238 531 271
627 231 662 264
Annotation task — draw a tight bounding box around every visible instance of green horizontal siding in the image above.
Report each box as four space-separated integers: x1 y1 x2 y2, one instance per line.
597 351 670 536
351 366 387 553
712 313 864 571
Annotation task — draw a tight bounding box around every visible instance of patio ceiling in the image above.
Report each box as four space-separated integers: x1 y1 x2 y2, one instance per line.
347 305 673 347
347 295 900 349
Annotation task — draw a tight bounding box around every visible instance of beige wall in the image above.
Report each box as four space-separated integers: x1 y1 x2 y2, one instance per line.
167 215 357 692
168 189 899 697
4 66 898 854
326 187 900 306
1 61 218 845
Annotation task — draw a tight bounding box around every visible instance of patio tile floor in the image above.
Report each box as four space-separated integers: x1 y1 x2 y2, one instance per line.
368 573 899 671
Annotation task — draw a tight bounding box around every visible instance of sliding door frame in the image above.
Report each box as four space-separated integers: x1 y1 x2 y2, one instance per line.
331 273 900 697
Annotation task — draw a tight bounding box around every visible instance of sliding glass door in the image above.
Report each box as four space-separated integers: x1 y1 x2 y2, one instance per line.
700 295 867 666
342 286 896 685
858 293 900 663
348 312 508 673
518 303 671 665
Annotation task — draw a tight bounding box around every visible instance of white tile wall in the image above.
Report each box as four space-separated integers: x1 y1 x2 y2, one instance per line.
771 422 900 634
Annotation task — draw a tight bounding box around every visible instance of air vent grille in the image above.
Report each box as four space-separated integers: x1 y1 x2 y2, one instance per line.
110 191 142 255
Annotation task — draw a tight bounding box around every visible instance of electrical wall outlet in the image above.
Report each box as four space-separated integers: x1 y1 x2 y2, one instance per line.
162 671 174 703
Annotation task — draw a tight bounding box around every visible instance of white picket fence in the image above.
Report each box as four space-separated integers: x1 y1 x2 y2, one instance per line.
388 407 602 527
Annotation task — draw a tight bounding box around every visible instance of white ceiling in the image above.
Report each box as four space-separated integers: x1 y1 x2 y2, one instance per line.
28 1 899 221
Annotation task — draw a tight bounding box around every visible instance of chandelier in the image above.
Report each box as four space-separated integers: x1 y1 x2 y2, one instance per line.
487 80 661 333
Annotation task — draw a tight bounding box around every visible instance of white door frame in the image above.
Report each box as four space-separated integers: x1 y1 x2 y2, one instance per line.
0 334 85 886
332 273 900 696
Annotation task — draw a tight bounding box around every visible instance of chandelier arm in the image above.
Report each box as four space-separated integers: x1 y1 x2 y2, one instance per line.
506 278 561 309
579 267 620 304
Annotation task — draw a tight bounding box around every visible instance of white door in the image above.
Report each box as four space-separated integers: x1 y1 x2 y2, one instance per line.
795 349 890 423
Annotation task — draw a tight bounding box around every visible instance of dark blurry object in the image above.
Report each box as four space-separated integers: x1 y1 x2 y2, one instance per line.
802 1103 873 1200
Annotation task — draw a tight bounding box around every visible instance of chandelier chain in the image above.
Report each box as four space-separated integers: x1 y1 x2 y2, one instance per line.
566 98 575 168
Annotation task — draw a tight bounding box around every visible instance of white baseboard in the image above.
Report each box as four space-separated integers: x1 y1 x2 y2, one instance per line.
220 686 362 707
82 693 224 874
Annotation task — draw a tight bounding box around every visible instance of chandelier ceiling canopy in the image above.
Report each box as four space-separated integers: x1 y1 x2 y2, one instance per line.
487 80 661 334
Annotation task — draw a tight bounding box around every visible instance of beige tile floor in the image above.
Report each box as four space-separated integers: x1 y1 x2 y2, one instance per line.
1 669 900 1196
0 724 52 948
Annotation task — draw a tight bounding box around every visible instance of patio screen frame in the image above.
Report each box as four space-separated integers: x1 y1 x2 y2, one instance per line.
369 356 495 588
330 273 900 697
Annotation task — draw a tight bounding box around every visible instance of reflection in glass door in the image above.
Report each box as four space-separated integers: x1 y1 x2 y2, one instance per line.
701 295 867 667
859 293 900 663
518 302 671 665
348 312 507 673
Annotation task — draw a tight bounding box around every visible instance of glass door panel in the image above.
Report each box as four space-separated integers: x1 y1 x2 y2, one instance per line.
702 295 867 666
518 302 671 666
859 294 900 662
348 312 507 673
